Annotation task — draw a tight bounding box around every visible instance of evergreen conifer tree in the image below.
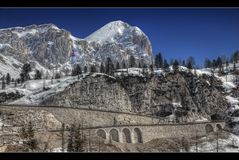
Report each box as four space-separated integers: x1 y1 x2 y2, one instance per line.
163 59 169 72
100 62 105 73
90 65 96 73
116 61 120 70
34 70 42 80
20 63 31 83
67 124 75 152
6 73 11 85
187 61 193 70
61 123 65 152
129 55 136 68
173 60 179 73
1 76 5 90
74 124 84 152
84 66 88 73
105 57 114 75
122 60 126 69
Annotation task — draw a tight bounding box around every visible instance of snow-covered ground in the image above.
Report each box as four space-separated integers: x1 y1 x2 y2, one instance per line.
51 147 65 152
12 29 38 38
195 117 209 122
190 133 239 152
114 68 146 77
0 43 12 49
0 72 118 105
0 74 87 105
8 76 80 105
92 72 116 79
226 96 239 106
194 68 212 76
0 54 22 79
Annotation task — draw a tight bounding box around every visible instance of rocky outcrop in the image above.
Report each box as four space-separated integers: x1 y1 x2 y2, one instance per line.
0 91 24 104
41 74 133 112
41 71 230 122
0 108 62 132
117 71 229 122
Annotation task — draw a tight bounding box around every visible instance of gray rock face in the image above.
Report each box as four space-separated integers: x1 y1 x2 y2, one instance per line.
41 71 229 122
84 20 152 67
41 74 133 112
0 24 74 68
0 91 23 104
0 21 152 77
0 108 62 131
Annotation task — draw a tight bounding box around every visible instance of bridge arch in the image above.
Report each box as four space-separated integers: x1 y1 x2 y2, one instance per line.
205 124 214 134
96 129 107 139
133 128 143 143
122 128 131 143
216 124 222 131
109 128 119 142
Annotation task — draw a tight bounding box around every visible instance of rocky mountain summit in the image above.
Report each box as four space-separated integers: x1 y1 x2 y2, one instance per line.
0 21 152 78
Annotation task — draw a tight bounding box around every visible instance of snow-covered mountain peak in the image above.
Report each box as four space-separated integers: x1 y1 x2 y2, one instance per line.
105 20 129 27
0 23 60 33
38 23 60 30
0 21 153 78
85 20 138 43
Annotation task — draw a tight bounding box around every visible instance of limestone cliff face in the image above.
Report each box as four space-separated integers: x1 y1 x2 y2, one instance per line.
0 24 73 68
117 72 229 122
41 71 229 122
0 21 152 77
41 74 133 112
0 108 62 133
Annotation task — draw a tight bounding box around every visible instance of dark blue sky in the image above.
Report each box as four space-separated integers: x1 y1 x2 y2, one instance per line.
0 8 239 66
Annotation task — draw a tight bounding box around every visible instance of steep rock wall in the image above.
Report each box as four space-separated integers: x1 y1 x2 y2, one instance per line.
41 72 229 122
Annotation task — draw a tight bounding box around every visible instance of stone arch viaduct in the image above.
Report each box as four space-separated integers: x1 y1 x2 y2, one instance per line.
87 122 225 144
0 104 225 144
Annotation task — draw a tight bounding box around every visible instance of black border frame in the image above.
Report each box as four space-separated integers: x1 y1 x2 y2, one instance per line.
0 0 238 7
0 0 239 160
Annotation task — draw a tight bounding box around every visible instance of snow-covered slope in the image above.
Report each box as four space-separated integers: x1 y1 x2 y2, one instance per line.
0 54 22 79
6 75 83 105
189 132 239 152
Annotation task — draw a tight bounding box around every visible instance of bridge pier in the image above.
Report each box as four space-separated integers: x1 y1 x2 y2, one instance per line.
119 129 123 143
131 129 136 144
105 131 110 143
